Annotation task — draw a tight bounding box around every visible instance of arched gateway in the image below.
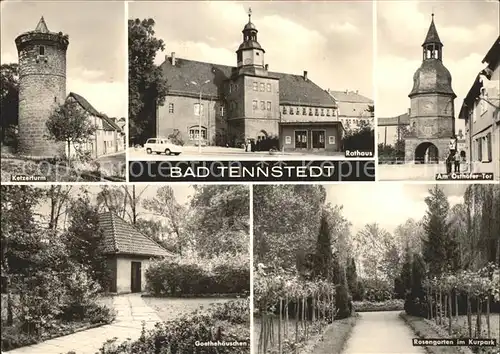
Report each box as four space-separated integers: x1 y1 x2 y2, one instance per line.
414 142 439 164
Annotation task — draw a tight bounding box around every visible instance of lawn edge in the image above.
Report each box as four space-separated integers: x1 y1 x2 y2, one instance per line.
399 312 474 354
303 314 359 354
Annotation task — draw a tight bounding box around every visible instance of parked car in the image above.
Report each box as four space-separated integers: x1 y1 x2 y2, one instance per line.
144 138 182 155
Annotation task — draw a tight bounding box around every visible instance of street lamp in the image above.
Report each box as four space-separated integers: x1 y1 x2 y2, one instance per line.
191 80 211 153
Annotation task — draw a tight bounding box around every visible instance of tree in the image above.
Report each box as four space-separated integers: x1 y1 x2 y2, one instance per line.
346 257 360 299
128 18 169 144
45 185 73 230
0 63 19 144
422 186 457 276
313 209 334 281
45 100 96 163
142 186 189 254
65 193 110 289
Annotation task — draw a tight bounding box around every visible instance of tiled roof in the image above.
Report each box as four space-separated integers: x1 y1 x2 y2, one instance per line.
378 112 410 126
99 212 173 257
161 57 337 108
67 92 122 132
328 90 373 104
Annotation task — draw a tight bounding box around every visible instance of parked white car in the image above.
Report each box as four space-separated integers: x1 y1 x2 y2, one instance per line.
144 138 182 155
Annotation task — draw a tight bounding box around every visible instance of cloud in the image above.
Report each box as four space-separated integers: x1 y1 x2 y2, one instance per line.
67 78 127 118
329 22 359 35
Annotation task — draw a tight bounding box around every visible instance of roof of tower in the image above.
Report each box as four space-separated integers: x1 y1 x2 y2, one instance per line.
422 14 443 46
243 8 257 31
35 16 50 33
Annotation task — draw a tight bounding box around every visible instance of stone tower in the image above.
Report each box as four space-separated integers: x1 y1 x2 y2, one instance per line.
228 9 279 143
15 17 69 157
405 14 456 163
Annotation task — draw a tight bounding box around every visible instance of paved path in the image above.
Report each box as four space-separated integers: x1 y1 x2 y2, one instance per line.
7 294 162 354
342 311 426 354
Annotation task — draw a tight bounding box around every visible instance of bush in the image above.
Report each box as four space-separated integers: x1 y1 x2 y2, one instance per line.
352 280 365 301
85 303 116 324
146 259 249 297
335 284 351 320
353 299 404 312
98 301 250 354
342 122 374 152
2 125 18 149
256 135 279 152
361 278 394 302
168 129 184 146
1 324 38 351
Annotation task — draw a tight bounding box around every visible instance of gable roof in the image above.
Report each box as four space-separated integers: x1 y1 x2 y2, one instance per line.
98 212 173 257
161 57 337 108
67 92 122 132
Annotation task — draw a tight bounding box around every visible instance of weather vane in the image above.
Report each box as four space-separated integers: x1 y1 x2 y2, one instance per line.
248 7 252 21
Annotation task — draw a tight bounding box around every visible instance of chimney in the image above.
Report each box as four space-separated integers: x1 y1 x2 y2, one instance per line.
265 64 269 70
355 90 358 94
345 89 348 94
171 52 176 66
407 108 411 115
303 71 308 80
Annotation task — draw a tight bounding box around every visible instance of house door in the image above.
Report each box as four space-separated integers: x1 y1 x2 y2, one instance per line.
294 130 308 149
312 130 326 149
130 262 142 293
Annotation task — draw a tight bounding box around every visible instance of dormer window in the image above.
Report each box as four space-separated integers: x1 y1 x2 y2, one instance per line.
39 46 45 56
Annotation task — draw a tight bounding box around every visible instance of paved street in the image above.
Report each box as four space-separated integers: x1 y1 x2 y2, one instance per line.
96 151 126 179
342 311 426 354
7 294 161 354
378 163 453 181
128 146 345 160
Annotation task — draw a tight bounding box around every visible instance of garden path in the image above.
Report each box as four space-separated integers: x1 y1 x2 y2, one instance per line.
7 294 162 354
342 311 426 354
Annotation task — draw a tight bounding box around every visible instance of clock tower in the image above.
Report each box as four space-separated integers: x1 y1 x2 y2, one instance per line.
227 9 280 145
405 14 456 163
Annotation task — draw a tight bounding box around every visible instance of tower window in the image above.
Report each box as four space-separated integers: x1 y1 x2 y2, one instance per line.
303 107 307 115
267 101 271 111
39 46 45 55
54 97 57 103
266 83 271 92
283 106 287 114
168 103 174 113
260 101 265 110
253 100 258 110
296 107 300 115
315 108 319 116
260 83 265 92
253 82 258 91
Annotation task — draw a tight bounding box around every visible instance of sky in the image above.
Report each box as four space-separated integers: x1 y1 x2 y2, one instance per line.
0 1 127 118
129 0 374 99
377 0 499 135
326 183 467 234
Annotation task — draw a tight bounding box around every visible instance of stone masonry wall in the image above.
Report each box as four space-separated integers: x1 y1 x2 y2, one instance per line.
18 41 67 157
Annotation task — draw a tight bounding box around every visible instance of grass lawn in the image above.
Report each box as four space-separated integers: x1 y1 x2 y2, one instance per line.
142 297 235 321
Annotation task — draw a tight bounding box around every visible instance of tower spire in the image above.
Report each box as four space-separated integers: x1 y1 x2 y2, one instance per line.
35 16 49 33
422 13 442 46
248 7 252 23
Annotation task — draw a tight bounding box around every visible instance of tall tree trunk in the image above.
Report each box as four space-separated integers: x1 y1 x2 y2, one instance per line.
435 291 439 324
132 185 137 224
455 290 459 322
295 300 299 344
278 299 282 354
428 286 433 320
486 295 491 339
476 299 482 338
448 291 452 335
285 295 289 339
467 294 472 337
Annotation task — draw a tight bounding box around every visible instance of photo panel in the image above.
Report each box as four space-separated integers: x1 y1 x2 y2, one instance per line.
1 183 250 353
253 183 500 354
0 1 127 182
376 1 499 182
127 1 375 182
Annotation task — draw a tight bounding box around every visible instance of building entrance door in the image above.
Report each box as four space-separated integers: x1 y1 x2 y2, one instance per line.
130 262 142 293
312 130 326 149
294 130 308 149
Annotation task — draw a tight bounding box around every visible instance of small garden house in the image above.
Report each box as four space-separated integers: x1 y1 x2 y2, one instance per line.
98 212 173 293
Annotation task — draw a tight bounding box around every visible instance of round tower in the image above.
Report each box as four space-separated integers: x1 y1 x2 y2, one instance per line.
15 17 69 157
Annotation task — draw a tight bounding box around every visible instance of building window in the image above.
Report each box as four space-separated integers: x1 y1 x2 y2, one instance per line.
266 101 271 111
285 136 291 144
168 103 174 113
189 127 207 140
39 46 45 55
229 84 232 93
283 106 287 114
253 100 258 110
296 107 300 115
260 83 265 92
480 88 488 116
309 108 313 116
260 101 265 110
290 106 294 115
329 136 335 144
253 82 258 91
477 139 482 162
303 107 307 115
315 108 319 116
266 83 271 92
321 108 325 116
326 109 331 116
220 106 225 116
194 103 204 116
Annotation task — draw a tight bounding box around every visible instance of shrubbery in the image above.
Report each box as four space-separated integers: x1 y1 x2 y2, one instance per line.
342 121 374 152
98 299 250 354
353 299 404 312
146 256 249 297
361 278 394 302
335 284 351 319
